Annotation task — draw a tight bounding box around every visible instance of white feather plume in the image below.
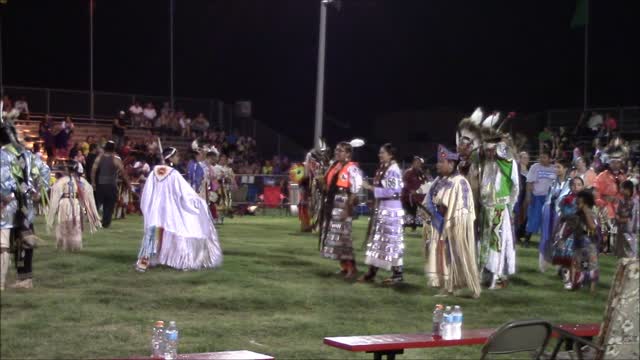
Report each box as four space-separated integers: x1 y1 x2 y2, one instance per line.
469 107 483 125
483 112 501 128
206 145 220 156
349 138 365 148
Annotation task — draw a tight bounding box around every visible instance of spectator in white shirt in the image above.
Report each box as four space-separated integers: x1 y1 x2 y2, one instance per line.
143 103 157 128
129 101 144 128
191 113 210 138
587 112 603 136
177 110 191 137
14 96 30 119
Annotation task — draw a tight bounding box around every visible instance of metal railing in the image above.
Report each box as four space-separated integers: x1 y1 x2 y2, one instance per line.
222 173 416 216
546 106 640 133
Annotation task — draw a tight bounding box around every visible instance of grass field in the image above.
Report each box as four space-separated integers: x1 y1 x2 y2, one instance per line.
0 214 614 359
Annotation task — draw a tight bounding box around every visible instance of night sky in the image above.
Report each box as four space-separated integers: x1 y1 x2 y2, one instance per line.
2 0 639 146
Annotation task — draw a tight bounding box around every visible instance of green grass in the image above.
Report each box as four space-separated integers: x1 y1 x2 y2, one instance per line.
1 215 614 359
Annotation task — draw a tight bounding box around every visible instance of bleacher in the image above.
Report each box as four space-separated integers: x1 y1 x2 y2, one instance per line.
14 114 190 154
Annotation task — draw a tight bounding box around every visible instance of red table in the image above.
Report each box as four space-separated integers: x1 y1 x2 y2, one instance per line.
324 323 600 360
113 350 274 360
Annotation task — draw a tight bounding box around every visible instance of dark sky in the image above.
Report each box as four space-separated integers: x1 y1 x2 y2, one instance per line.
2 0 639 145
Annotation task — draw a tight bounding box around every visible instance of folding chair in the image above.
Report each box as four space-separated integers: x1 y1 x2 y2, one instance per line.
480 319 553 360
548 258 639 360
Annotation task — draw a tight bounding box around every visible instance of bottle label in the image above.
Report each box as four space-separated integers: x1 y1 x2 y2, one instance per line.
166 332 178 341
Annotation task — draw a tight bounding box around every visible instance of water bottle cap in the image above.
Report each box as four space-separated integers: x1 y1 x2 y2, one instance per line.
169 321 176 326
154 321 165 327
454 305 460 309
435 304 444 310
445 306 451 310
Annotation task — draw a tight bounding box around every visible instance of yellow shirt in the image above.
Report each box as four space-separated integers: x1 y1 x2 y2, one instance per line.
80 142 90 156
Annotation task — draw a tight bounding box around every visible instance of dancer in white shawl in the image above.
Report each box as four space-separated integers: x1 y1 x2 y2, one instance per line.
135 147 223 272
47 161 101 251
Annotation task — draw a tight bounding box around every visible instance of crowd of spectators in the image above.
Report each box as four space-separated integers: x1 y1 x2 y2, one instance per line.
537 111 640 175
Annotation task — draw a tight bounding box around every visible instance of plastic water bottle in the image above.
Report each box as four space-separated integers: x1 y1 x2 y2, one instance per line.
432 304 444 337
452 306 463 340
442 306 453 340
164 321 179 360
150 321 165 358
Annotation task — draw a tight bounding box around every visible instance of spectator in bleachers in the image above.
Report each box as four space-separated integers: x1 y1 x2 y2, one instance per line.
178 110 191 137
2 95 12 109
85 143 99 185
80 135 94 156
281 156 290 174
538 127 553 154
14 96 29 119
129 101 144 128
142 102 157 128
168 112 180 136
587 112 604 136
604 113 618 140
112 113 127 149
54 117 74 158
272 155 283 175
160 101 172 117
120 138 133 158
39 115 55 165
226 129 239 147
556 127 571 160
262 160 273 175
98 135 108 148
191 113 209 137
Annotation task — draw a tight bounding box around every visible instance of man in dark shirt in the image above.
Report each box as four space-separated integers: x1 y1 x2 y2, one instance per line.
112 112 127 150
402 156 426 231
85 143 99 184
91 141 131 228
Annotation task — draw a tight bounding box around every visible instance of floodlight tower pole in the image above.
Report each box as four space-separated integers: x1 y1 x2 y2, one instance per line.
0 15 3 98
169 0 175 110
89 0 95 120
313 0 332 151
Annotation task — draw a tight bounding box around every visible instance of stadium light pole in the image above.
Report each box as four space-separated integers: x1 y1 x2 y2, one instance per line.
169 0 175 110
89 0 95 120
0 14 4 98
313 0 335 151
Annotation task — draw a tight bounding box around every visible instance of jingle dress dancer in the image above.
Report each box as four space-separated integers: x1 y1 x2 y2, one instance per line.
360 143 406 284
319 141 363 278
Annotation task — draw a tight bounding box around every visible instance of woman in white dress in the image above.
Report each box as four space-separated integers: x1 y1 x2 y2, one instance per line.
47 161 101 251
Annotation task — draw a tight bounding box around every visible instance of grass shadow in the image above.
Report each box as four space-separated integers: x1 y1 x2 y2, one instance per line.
508 276 534 286
81 250 136 266
390 282 423 294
